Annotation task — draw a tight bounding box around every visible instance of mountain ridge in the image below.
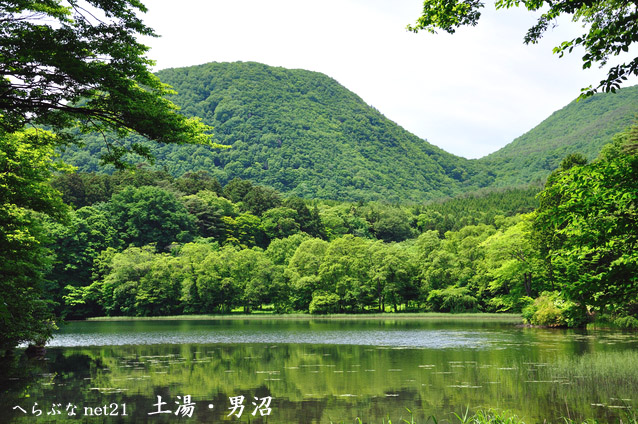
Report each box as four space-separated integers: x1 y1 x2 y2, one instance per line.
481 84 638 186
58 61 638 202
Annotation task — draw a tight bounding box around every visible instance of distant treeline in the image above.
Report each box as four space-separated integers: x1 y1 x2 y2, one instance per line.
41 125 638 329
46 167 539 319
42 125 638 328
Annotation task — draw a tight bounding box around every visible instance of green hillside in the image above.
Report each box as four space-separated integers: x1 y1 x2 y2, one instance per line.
58 62 638 202
480 84 638 186
59 62 491 202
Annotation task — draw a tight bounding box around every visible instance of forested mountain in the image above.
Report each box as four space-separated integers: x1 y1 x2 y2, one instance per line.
480 84 638 186
58 62 492 202
57 62 638 202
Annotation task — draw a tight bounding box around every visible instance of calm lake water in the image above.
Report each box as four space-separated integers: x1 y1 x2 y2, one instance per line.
2 318 638 423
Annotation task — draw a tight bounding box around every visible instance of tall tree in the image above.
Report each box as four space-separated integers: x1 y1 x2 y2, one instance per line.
1 0 217 349
107 186 196 250
0 129 68 350
534 125 638 314
0 0 219 164
408 0 638 96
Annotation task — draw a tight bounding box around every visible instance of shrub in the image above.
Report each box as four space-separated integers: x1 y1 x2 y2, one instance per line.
522 291 588 327
309 291 340 314
614 315 638 329
426 286 478 313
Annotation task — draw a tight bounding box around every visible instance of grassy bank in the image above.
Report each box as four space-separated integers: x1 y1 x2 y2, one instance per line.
330 407 638 423
86 312 522 322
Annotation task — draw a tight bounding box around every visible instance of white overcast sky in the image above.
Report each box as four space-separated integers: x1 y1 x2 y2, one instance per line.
139 0 635 159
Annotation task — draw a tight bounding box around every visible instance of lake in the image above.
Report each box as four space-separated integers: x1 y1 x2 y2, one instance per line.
2 317 637 423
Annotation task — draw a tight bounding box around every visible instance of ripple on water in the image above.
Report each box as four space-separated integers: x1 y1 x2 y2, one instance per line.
49 326 494 349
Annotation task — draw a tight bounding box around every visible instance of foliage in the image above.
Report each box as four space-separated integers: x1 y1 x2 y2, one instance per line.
522 292 566 327
182 190 238 241
44 205 118 316
408 0 638 96
426 286 479 313
26 124 638 326
522 291 588 327
0 129 68 349
483 85 638 187
309 291 342 314
614 315 638 330
0 0 224 350
0 0 216 166
534 125 638 314
416 185 540 234
478 215 545 303
106 185 196 250
259 207 301 241
57 61 495 202
57 62 638 201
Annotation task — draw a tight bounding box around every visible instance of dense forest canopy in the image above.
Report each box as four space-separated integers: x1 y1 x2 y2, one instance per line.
58 62 494 202
2 0 638 353
40 120 638 329
483 84 638 186
58 62 638 202
44 169 541 319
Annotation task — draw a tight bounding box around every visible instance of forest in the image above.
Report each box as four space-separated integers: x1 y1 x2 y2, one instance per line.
56 62 638 202
2 0 638 355
29 122 636 334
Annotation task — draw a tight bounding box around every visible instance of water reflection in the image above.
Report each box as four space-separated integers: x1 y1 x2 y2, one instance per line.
49 319 521 348
2 320 637 423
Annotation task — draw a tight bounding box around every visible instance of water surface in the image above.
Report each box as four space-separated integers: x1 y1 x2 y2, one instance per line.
2 318 637 423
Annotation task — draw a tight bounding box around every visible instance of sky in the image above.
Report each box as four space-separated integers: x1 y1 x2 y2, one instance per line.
138 0 635 159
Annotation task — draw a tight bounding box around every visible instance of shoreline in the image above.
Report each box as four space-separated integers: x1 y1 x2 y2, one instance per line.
83 312 522 322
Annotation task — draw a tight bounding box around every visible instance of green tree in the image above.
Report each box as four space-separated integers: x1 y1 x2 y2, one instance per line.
50 172 113 208
286 238 329 311
1 0 219 349
231 213 266 248
0 129 68 350
426 286 479 312
369 242 420 312
260 207 301 241
283 198 326 239
196 248 238 314
223 178 255 203
370 209 415 242
318 236 374 312
242 186 282 215
408 0 638 96
265 233 312 266
231 249 285 312
174 241 219 314
479 215 544 311
45 205 118 316
107 186 196 250
534 126 638 315
533 153 588 287
0 0 216 163
420 249 460 294
93 246 156 316
182 190 238 241
136 254 184 316
172 171 222 196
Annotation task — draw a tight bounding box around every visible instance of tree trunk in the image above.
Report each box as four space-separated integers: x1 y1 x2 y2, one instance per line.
523 273 533 297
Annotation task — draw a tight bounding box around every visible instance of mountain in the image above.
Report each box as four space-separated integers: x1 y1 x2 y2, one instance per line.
59 62 491 202
58 62 638 202
480 84 638 186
